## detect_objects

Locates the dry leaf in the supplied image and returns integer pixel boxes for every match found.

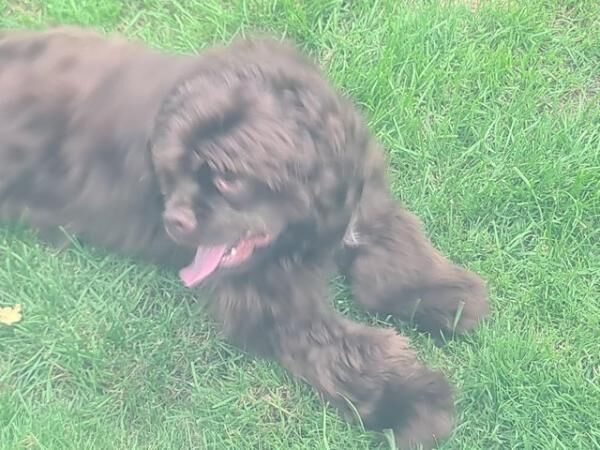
[0,304,23,326]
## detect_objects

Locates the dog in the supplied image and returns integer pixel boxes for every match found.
[0,26,490,449]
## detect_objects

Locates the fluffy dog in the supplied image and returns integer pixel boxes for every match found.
[0,27,489,449]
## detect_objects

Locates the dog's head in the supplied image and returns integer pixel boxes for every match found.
[150,38,368,288]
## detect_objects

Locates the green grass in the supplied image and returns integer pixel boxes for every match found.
[1,0,599,448]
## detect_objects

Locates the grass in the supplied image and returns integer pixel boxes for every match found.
[1,0,599,448]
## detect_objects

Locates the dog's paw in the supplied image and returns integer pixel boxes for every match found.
[405,266,490,337]
[332,331,456,449]
[390,371,455,450]
[360,365,455,450]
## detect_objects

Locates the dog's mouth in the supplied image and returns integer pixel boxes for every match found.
[179,233,273,288]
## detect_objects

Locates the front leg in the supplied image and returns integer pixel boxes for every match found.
[338,161,490,337]
[209,270,455,449]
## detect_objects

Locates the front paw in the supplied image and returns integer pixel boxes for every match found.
[353,364,454,450]
[333,332,455,449]
[406,266,490,337]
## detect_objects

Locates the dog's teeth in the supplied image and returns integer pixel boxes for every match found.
[230,248,237,256]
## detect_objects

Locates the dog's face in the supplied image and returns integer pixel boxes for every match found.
[150,40,366,288]
[152,138,313,289]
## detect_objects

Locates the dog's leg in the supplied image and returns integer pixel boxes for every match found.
[337,159,489,337]
[210,271,455,450]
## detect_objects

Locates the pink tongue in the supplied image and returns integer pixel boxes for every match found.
[179,245,227,288]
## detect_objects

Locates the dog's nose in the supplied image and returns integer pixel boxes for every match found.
[163,208,198,240]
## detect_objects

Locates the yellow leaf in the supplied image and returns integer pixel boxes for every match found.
[0,304,23,326]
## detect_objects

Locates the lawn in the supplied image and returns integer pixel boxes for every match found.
[1,0,599,449]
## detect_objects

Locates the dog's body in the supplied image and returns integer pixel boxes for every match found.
[0,28,196,266]
[0,27,489,449]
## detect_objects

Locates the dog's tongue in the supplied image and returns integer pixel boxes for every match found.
[179,245,227,288]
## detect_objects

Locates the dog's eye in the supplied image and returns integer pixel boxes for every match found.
[213,174,243,195]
